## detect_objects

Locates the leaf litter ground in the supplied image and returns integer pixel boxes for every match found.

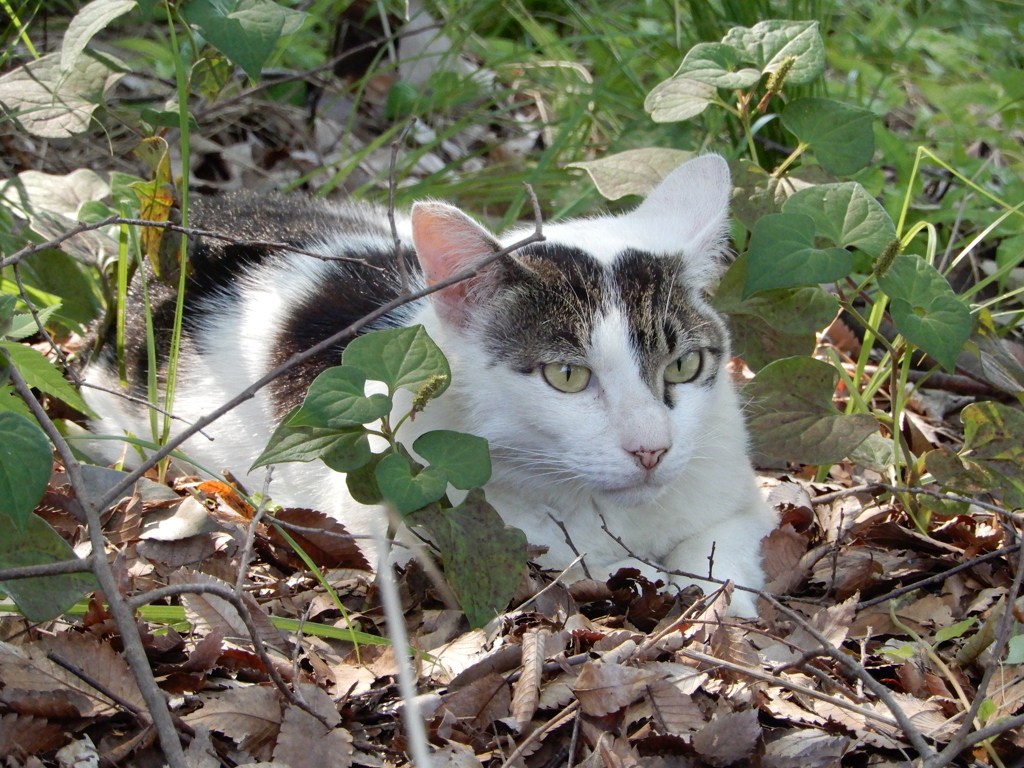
[3,359,1024,768]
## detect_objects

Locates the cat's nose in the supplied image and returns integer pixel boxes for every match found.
[631,447,668,470]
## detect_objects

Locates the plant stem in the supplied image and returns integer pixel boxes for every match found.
[772,141,807,177]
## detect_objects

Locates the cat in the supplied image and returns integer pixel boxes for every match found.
[83,154,777,617]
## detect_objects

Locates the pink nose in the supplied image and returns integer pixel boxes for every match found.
[631,448,667,470]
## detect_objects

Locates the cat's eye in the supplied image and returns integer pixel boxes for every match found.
[542,363,592,393]
[665,351,702,384]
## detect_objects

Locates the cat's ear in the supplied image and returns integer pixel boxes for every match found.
[411,201,502,326]
[623,154,731,286]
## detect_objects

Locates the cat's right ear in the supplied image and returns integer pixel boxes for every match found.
[411,201,502,326]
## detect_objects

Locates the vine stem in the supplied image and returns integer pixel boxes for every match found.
[771,141,808,178]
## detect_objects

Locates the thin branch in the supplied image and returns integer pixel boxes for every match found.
[236,467,273,596]
[127,582,332,729]
[12,264,79,382]
[0,217,385,270]
[0,556,96,582]
[90,197,545,520]
[47,651,148,720]
[4,357,189,768]
[499,701,579,768]
[857,544,1020,610]
[79,381,214,437]
[389,119,415,294]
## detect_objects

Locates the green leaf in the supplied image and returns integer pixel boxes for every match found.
[958,402,1024,507]
[6,304,62,341]
[568,148,695,201]
[409,488,527,628]
[414,430,491,490]
[374,453,448,515]
[0,294,15,337]
[251,410,371,472]
[0,384,33,420]
[346,452,386,505]
[184,0,308,80]
[721,20,825,86]
[0,412,53,531]
[743,357,879,465]
[0,512,97,621]
[782,182,897,258]
[673,42,761,89]
[0,341,97,417]
[343,325,451,397]
[287,366,392,429]
[1006,635,1024,665]
[60,0,137,71]
[781,98,875,176]
[644,76,717,123]
[934,618,976,644]
[727,314,815,372]
[877,255,972,372]
[743,213,853,296]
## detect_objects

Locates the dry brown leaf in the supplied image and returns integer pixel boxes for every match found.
[103,492,144,545]
[511,627,547,729]
[0,688,83,719]
[266,508,370,571]
[426,629,497,686]
[645,679,705,736]
[272,685,352,768]
[431,742,484,768]
[184,725,220,768]
[762,728,852,768]
[537,670,578,710]
[184,685,283,760]
[172,570,289,652]
[0,713,67,759]
[762,525,810,595]
[573,661,656,717]
[0,633,145,718]
[436,672,511,732]
[691,709,760,767]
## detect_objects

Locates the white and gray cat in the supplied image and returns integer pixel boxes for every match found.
[84,154,777,617]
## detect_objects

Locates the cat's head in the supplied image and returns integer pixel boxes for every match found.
[410,155,734,507]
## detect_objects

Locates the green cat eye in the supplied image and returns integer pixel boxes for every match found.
[542,363,592,393]
[665,351,702,384]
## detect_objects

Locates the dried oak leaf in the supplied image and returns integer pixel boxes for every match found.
[184,685,282,760]
[762,728,852,768]
[265,508,370,571]
[0,713,67,758]
[0,632,145,718]
[184,724,219,768]
[430,742,484,768]
[691,709,760,767]
[272,685,353,768]
[761,525,810,595]
[0,689,82,719]
[645,679,705,736]
[171,570,289,653]
[511,627,548,729]
[573,661,657,717]
[436,672,511,732]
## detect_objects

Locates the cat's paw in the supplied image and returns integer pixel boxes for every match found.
[725,589,759,619]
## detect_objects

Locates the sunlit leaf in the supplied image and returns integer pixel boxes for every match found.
[343,325,451,396]
[0,341,97,417]
[644,76,717,123]
[60,0,136,71]
[414,430,491,490]
[782,182,897,258]
[672,42,760,89]
[721,19,825,86]
[286,366,391,429]
[374,453,448,515]
[569,148,694,200]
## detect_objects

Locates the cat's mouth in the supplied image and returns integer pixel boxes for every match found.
[599,474,667,506]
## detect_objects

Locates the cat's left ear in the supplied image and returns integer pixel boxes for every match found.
[622,154,731,287]
[411,201,502,326]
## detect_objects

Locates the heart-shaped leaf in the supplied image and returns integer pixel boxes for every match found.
[0,412,53,531]
[569,148,695,201]
[286,366,391,429]
[414,430,491,490]
[375,453,448,515]
[673,42,761,89]
[721,20,825,86]
[346,451,386,505]
[878,255,972,372]
[782,182,897,258]
[0,512,98,621]
[409,489,527,628]
[960,402,1024,504]
[743,357,879,465]
[743,213,853,296]
[781,98,875,176]
[343,325,451,397]
[644,76,717,123]
[251,409,370,472]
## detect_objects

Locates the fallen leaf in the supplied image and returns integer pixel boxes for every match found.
[184,685,282,760]
[573,661,656,717]
[692,709,761,767]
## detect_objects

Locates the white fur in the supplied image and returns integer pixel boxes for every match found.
[83,155,776,617]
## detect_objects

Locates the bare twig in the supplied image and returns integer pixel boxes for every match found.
[389,119,415,294]
[498,700,579,768]
[5,357,189,768]
[127,582,332,729]
[0,215,119,270]
[236,467,274,596]
[547,513,591,579]
[11,264,78,381]
[857,544,1020,610]
[0,556,96,582]
[47,651,148,720]
[79,380,214,437]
